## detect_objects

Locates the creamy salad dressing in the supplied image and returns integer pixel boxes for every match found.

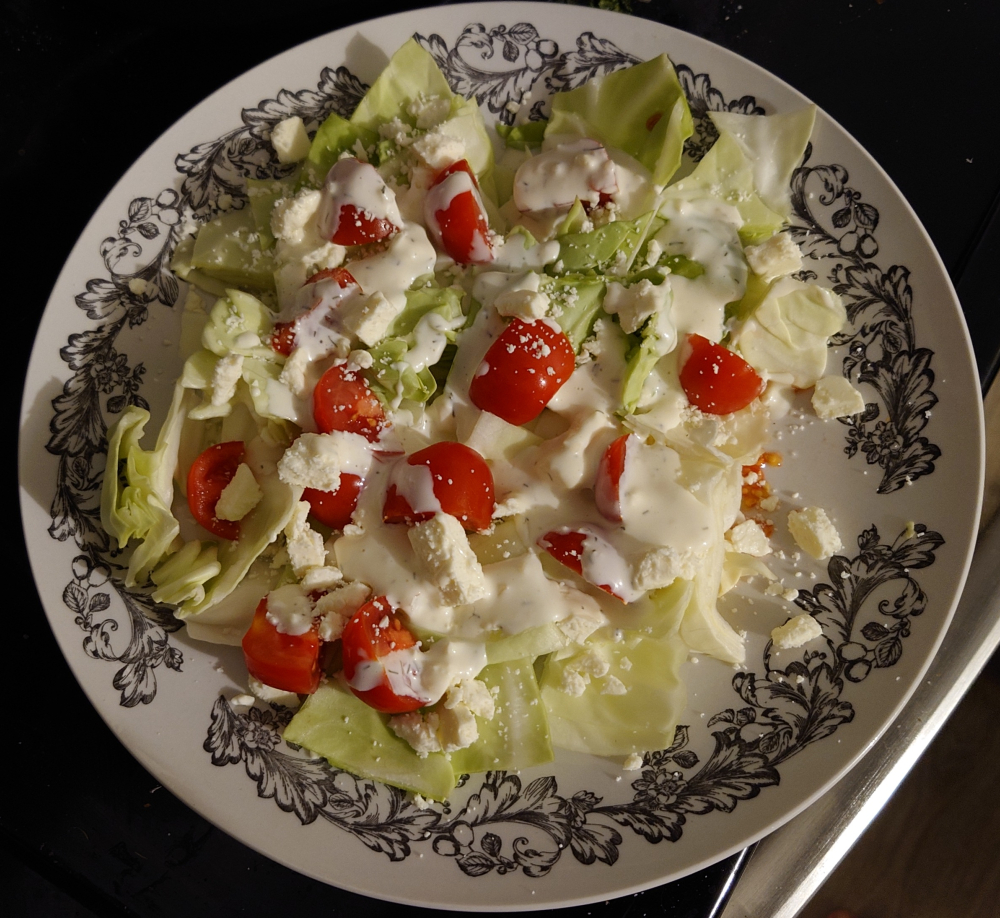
[318,157,403,241]
[344,222,437,313]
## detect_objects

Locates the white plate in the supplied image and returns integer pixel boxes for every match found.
[18,2,984,910]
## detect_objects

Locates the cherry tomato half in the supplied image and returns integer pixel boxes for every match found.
[187,441,245,540]
[382,441,495,532]
[468,318,576,426]
[242,597,322,695]
[425,160,494,264]
[303,474,364,530]
[537,530,624,602]
[323,159,400,246]
[313,364,386,442]
[594,434,629,523]
[678,334,764,415]
[341,597,424,713]
[269,268,359,356]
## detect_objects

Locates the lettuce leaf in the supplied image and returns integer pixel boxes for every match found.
[546,54,693,186]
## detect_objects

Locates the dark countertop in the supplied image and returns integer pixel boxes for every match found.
[7,1,999,915]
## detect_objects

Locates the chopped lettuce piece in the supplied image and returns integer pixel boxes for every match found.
[301,112,377,187]
[246,176,297,249]
[662,132,785,245]
[539,634,687,756]
[732,276,847,387]
[449,659,554,774]
[189,209,276,293]
[555,211,658,276]
[547,274,607,351]
[496,120,547,150]
[284,677,458,800]
[709,107,816,218]
[546,54,693,186]
[100,384,193,586]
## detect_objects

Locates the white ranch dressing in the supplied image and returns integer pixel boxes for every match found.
[513,139,618,213]
[654,197,747,341]
[345,223,437,313]
[318,158,403,241]
[349,638,487,706]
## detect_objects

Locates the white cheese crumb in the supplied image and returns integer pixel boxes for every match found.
[602,278,669,334]
[727,519,771,557]
[271,116,311,164]
[787,506,843,560]
[277,430,372,492]
[283,501,327,576]
[631,545,704,591]
[314,581,370,641]
[744,232,803,281]
[812,375,866,419]
[623,753,644,771]
[408,513,488,606]
[210,353,244,407]
[771,613,823,649]
[601,675,627,695]
[215,463,263,522]
[341,291,398,347]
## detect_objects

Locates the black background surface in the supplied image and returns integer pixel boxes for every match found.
[6,1,999,915]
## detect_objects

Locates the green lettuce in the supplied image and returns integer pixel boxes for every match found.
[546,54,693,186]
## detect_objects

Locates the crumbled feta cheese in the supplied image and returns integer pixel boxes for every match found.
[744,232,803,281]
[215,463,263,522]
[623,752,644,771]
[556,608,605,645]
[271,189,322,246]
[443,678,495,720]
[278,347,312,398]
[247,676,301,709]
[128,277,148,296]
[574,650,610,678]
[300,565,344,593]
[411,128,466,170]
[314,581,371,641]
[601,675,627,695]
[407,95,451,130]
[264,583,315,636]
[728,519,771,557]
[389,711,443,756]
[493,272,550,319]
[434,703,479,751]
[271,116,311,164]
[631,545,704,591]
[812,375,866,419]
[284,501,327,575]
[408,513,488,606]
[210,353,244,407]
[771,613,822,649]
[560,668,589,696]
[787,506,843,560]
[277,430,373,492]
[602,278,669,334]
[341,291,398,347]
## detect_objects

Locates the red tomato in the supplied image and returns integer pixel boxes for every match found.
[242,597,322,694]
[322,159,400,246]
[329,204,398,246]
[269,321,297,357]
[313,364,386,442]
[679,334,764,415]
[594,434,629,523]
[382,441,495,532]
[303,475,364,530]
[341,597,424,713]
[269,268,359,356]
[537,530,624,602]
[187,441,245,540]
[468,318,576,425]
[425,159,494,264]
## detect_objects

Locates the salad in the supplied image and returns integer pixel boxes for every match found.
[101,38,859,801]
